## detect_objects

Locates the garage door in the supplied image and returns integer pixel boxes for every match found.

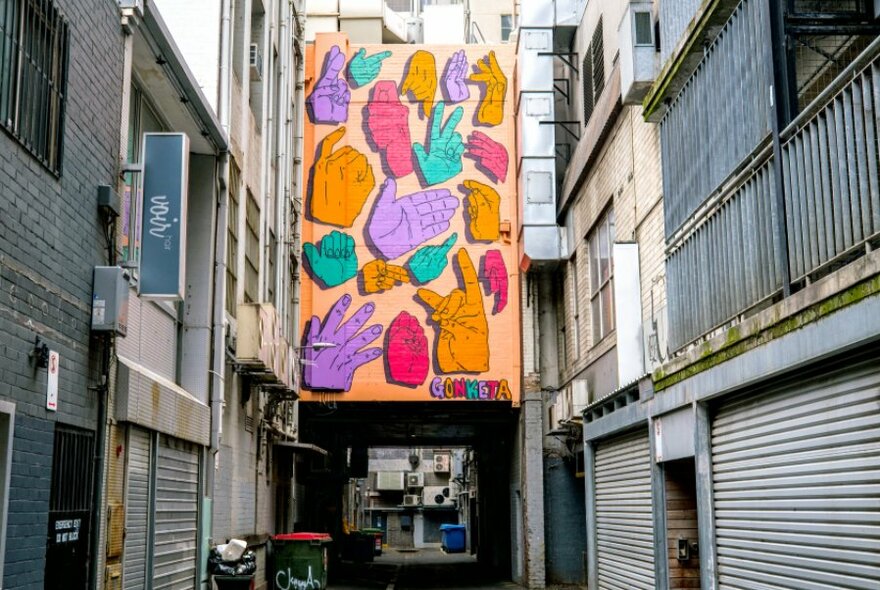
[123,427,152,590]
[712,363,880,589]
[594,429,655,589]
[153,435,200,589]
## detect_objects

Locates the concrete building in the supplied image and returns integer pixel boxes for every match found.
[0,0,123,587]
[580,1,880,589]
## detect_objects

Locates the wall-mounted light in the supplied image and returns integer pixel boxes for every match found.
[30,337,50,369]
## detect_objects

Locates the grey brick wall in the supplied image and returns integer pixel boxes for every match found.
[0,0,123,586]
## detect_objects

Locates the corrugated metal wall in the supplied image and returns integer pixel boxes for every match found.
[152,436,200,590]
[594,430,655,590]
[123,427,152,590]
[117,291,178,383]
[659,0,704,64]
[711,364,880,589]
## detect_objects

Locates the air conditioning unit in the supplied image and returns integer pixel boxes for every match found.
[434,454,450,473]
[249,43,263,81]
[377,471,405,491]
[618,2,656,105]
[424,486,454,506]
[403,494,421,507]
[406,472,424,488]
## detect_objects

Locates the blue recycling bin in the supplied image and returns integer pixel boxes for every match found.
[439,524,466,553]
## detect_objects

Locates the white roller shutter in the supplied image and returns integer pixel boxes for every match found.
[153,435,200,589]
[123,427,152,590]
[712,363,880,590]
[594,429,656,590]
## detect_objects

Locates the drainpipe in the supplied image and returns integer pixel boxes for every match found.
[290,0,306,352]
[208,0,234,505]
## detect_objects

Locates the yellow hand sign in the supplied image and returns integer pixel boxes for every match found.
[463,180,500,241]
[469,51,507,126]
[417,249,489,373]
[311,127,376,228]
[401,50,437,118]
[362,259,410,294]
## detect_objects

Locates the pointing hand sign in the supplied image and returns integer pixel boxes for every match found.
[349,48,393,88]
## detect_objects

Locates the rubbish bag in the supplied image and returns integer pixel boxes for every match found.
[208,547,257,576]
[234,550,257,575]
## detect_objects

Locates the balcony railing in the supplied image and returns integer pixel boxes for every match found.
[667,36,880,351]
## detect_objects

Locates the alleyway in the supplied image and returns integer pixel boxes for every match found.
[330,549,522,590]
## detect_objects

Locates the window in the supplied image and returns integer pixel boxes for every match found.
[500,14,513,42]
[0,0,69,174]
[634,11,653,46]
[589,208,615,344]
[582,17,605,126]
[0,401,14,582]
[568,254,581,359]
[244,190,260,303]
[226,162,241,317]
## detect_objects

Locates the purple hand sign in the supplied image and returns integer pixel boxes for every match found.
[441,50,469,103]
[302,294,383,391]
[307,45,350,124]
[465,131,509,183]
[483,250,508,314]
[366,178,460,260]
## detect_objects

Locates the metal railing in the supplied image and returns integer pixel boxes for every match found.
[666,35,880,351]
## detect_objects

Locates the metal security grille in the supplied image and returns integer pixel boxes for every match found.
[711,364,880,589]
[594,430,655,590]
[0,0,69,174]
[153,435,200,590]
[123,427,152,590]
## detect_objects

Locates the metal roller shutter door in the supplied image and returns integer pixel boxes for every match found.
[153,435,200,590]
[712,364,880,590]
[123,427,151,590]
[594,429,656,590]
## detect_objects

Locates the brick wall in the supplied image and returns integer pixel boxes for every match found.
[0,0,123,586]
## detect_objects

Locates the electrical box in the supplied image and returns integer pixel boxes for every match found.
[91,266,129,336]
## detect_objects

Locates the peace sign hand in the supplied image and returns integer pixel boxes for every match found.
[417,249,489,373]
[307,45,351,124]
[414,102,465,186]
[349,48,392,87]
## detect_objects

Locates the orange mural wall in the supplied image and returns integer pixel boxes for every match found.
[299,33,520,405]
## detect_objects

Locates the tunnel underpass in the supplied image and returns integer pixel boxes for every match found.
[295,402,522,589]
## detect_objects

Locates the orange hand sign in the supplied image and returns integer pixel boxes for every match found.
[401,50,437,117]
[362,259,410,294]
[417,249,489,373]
[311,126,376,227]
[469,51,507,126]
[462,180,500,241]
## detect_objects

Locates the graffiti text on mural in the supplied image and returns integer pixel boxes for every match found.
[430,377,512,400]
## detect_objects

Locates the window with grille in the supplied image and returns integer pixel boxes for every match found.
[634,11,653,46]
[582,17,605,126]
[589,207,615,344]
[0,0,69,175]
[226,162,241,317]
[244,190,260,303]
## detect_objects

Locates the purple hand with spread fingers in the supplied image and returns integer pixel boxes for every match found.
[441,50,470,103]
[366,177,460,260]
[465,131,509,183]
[483,249,508,314]
[302,294,384,391]
[307,45,351,124]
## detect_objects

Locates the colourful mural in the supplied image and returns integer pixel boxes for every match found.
[300,34,520,404]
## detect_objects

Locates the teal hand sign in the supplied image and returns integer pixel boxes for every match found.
[348,48,392,88]
[303,230,358,288]
[407,233,458,284]
[414,102,464,187]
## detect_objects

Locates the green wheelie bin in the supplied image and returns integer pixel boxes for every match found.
[273,533,332,590]
[360,527,384,556]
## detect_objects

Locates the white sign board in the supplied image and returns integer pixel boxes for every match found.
[47,350,59,411]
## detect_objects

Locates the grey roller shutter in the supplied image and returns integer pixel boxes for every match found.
[712,364,880,590]
[123,427,152,590]
[594,429,655,589]
[153,435,200,589]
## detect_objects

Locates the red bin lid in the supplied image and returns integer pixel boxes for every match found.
[274,533,332,542]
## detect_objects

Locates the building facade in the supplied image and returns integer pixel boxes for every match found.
[0,0,123,587]
[580,1,880,589]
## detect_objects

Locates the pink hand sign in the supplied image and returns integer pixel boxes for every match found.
[483,250,508,314]
[441,50,469,103]
[386,311,429,387]
[307,45,350,124]
[365,177,460,260]
[366,81,413,178]
[302,294,383,391]
[465,131,508,183]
